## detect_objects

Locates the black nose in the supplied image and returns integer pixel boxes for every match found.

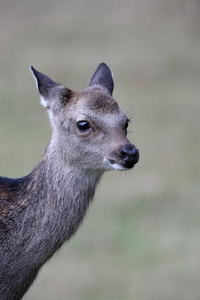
[120,144,139,168]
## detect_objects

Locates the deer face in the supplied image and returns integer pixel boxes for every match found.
[55,88,139,171]
[30,63,139,171]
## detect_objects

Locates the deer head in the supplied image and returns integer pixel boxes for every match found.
[30,63,139,172]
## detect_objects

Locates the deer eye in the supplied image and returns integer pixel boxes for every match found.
[76,121,91,131]
[124,119,130,135]
[125,119,129,129]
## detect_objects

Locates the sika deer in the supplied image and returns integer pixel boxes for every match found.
[0,63,139,300]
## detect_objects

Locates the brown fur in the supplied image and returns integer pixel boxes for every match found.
[0,63,139,300]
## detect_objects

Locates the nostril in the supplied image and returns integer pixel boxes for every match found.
[120,145,139,159]
[120,150,129,160]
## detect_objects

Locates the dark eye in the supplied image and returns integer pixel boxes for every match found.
[124,119,130,135]
[77,121,91,131]
[125,119,129,129]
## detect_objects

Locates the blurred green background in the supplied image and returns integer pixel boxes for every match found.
[0,0,200,299]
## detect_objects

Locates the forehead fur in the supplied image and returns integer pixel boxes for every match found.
[78,88,120,114]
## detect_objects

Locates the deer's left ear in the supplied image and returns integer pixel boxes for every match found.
[88,63,114,96]
[30,67,59,104]
[30,66,73,110]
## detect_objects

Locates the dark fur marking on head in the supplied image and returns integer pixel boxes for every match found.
[60,88,74,105]
[84,89,119,114]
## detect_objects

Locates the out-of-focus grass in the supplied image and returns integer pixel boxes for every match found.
[0,0,200,299]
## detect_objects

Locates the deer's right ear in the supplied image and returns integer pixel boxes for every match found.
[30,66,63,108]
[89,63,114,96]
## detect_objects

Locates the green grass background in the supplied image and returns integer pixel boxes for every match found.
[0,0,200,299]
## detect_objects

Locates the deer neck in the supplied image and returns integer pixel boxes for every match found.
[0,141,103,300]
[23,141,103,255]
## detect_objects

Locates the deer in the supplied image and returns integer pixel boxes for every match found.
[0,63,139,300]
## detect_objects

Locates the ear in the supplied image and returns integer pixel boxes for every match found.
[88,63,114,96]
[30,66,66,109]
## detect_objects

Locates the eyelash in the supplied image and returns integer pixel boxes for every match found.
[125,119,129,129]
[124,119,130,132]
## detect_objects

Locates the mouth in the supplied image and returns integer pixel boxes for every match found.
[106,159,135,171]
[104,144,139,171]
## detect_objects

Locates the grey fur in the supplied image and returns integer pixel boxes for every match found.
[0,63,139,300]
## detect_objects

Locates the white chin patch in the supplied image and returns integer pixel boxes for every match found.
[103,158,126,171]
[110,163,127,171]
